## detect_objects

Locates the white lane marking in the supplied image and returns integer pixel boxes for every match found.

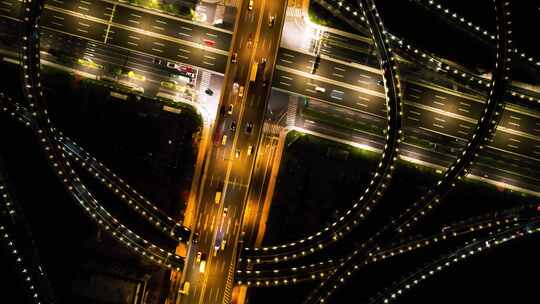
[458,130,468,135]
[153,25,164,31]
[509,138,521,143]
[459,101,471,107]
[280,75,293,80]
[155,19,167,25]
[433,101,445,106]
[128,35,140,40]
[409,94,420,99]
[332,73,344,78]
[179,32,192,38]
[204,55,216,60]
[283,53,295,58]
[334,66,346,72]
[52,15,64,20]
[51,21,63,27]
[333,89,344,94]
[360,74,371,79]
[358,96,369,101]
[434,117,446,123]
[509,115,521,120]
[78,6,89,11]
[78,22,90,27]
[177,54,189,59]
[409,110,421,115]
[433,123,444,128]
[203,61,215,66]
[331,95,343,101]
[459,124,471,129]
[153,41,165,46]
[407,117,420,121]
[80,0,91,5]
[181,26,192,31]
[77,28,88,33]
[434,95,447,100]
[152,48,163,53]
[130,13,142,18]
[356,102,368,107]
[410,87,423,93]
[128,19,140,24]
[127,41,138,46]
[206,32,218,37]
[507,144,519,149]
[357,80,370,85]
[306,88,316,93]
[279,82,291,87]
[52,0,64,3]
[179,48,190,53]
[508,122,520,127]
[280,58,292,64]
[458,108,469,113]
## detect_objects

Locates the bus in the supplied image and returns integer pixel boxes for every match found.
[249,62,258,82]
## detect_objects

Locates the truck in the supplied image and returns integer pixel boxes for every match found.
[249,62,258,82]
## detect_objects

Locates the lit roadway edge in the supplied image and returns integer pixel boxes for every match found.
[175,0,288,303]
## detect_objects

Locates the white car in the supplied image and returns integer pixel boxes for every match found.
[315,86,326,93]
[248,0,254,11]
[247,145,253,156]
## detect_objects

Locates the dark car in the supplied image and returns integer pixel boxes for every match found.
[205,88,214,96]
[153,57,163,65]
[192,232,199,244]
[230,121,237,132]
[245,121,254,134]
[219,105,226,116]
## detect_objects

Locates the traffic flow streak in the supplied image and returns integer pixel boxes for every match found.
[17,0,185,272]
[0,157,57,304]
[235,206,537,284]
[176,0,288,303]
[241,0,405,267]
[0,0,231,73]
[367,219,540,304]
[303,1,513,302]
[0,100,191,242]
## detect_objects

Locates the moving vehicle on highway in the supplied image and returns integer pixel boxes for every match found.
[235,149,240,158]
[221,134,228,146]
[77,58,103,70]
[238,85,245,98]
[180,281,190,295]
[247,145,253,156]
[248,0,254,11]
[131,86,144,94]
[250,62,259,82]
[315,86,326,93]
[230,121,237,132]
[245,121,254,134]
[231,52,238,63]
[127,71,146,82]
[215,190,222,204]
[227,104,233,115]
[268,15,275,27]
[199,259,207,273]
[196,251,203,263]
[203,38,216,47]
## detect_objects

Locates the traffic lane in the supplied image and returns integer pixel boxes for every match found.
[323,31,372,53]
[491,129,540,161]
[41,8,108,42]
[45,0,113,20]
[404,81,485,119]
[498,106,540,138]
[106,26,227,73]
[320,37,378,68]
[300,117,540,192]
[111,5,232,52]
[272,68,387,117]
[277,47,383,90]
[0,0,22,18]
